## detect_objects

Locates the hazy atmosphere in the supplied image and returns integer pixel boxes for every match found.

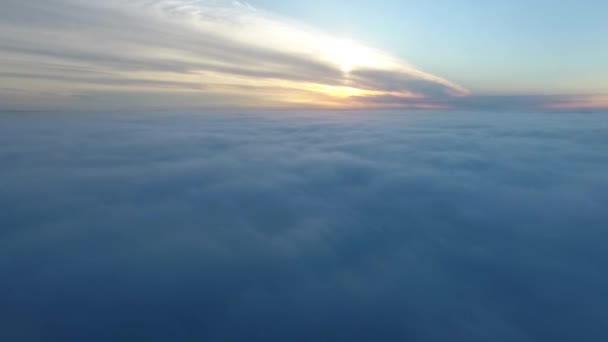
[1,1,607,342]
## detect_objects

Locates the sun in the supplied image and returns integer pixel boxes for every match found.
[332,40,360,74]
[341,61,354,74]
[328,39,388,74]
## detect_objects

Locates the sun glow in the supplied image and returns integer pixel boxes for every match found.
[314,84,379,98]
[327,39,393,74]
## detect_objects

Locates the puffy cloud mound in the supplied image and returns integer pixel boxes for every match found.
[1,110,608,341]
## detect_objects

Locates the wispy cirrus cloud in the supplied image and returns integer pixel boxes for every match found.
[0,0,468,110]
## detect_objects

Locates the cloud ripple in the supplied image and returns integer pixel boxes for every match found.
[1,111,608,341]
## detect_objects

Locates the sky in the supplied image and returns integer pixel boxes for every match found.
[0,0,607,110]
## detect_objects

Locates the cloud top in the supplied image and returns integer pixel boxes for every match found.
[1,111,608,340]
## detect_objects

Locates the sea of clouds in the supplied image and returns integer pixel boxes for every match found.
[1,110,607,341]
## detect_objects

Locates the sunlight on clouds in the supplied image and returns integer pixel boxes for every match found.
[314,85,379,98]
[0,0,605,110]
[324,39,396,74]
[0,0,467,109]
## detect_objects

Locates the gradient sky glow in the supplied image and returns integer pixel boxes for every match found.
[0,0,606,110]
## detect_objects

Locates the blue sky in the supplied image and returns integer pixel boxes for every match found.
[0,0,606,110]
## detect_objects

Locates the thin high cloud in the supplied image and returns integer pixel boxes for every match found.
[352,94,608,111]
[0,0,467,110]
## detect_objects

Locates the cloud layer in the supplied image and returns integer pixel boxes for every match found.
[0,0,469,110]
[1,110,608,341]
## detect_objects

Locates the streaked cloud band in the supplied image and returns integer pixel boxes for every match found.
[0,0,467,110]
